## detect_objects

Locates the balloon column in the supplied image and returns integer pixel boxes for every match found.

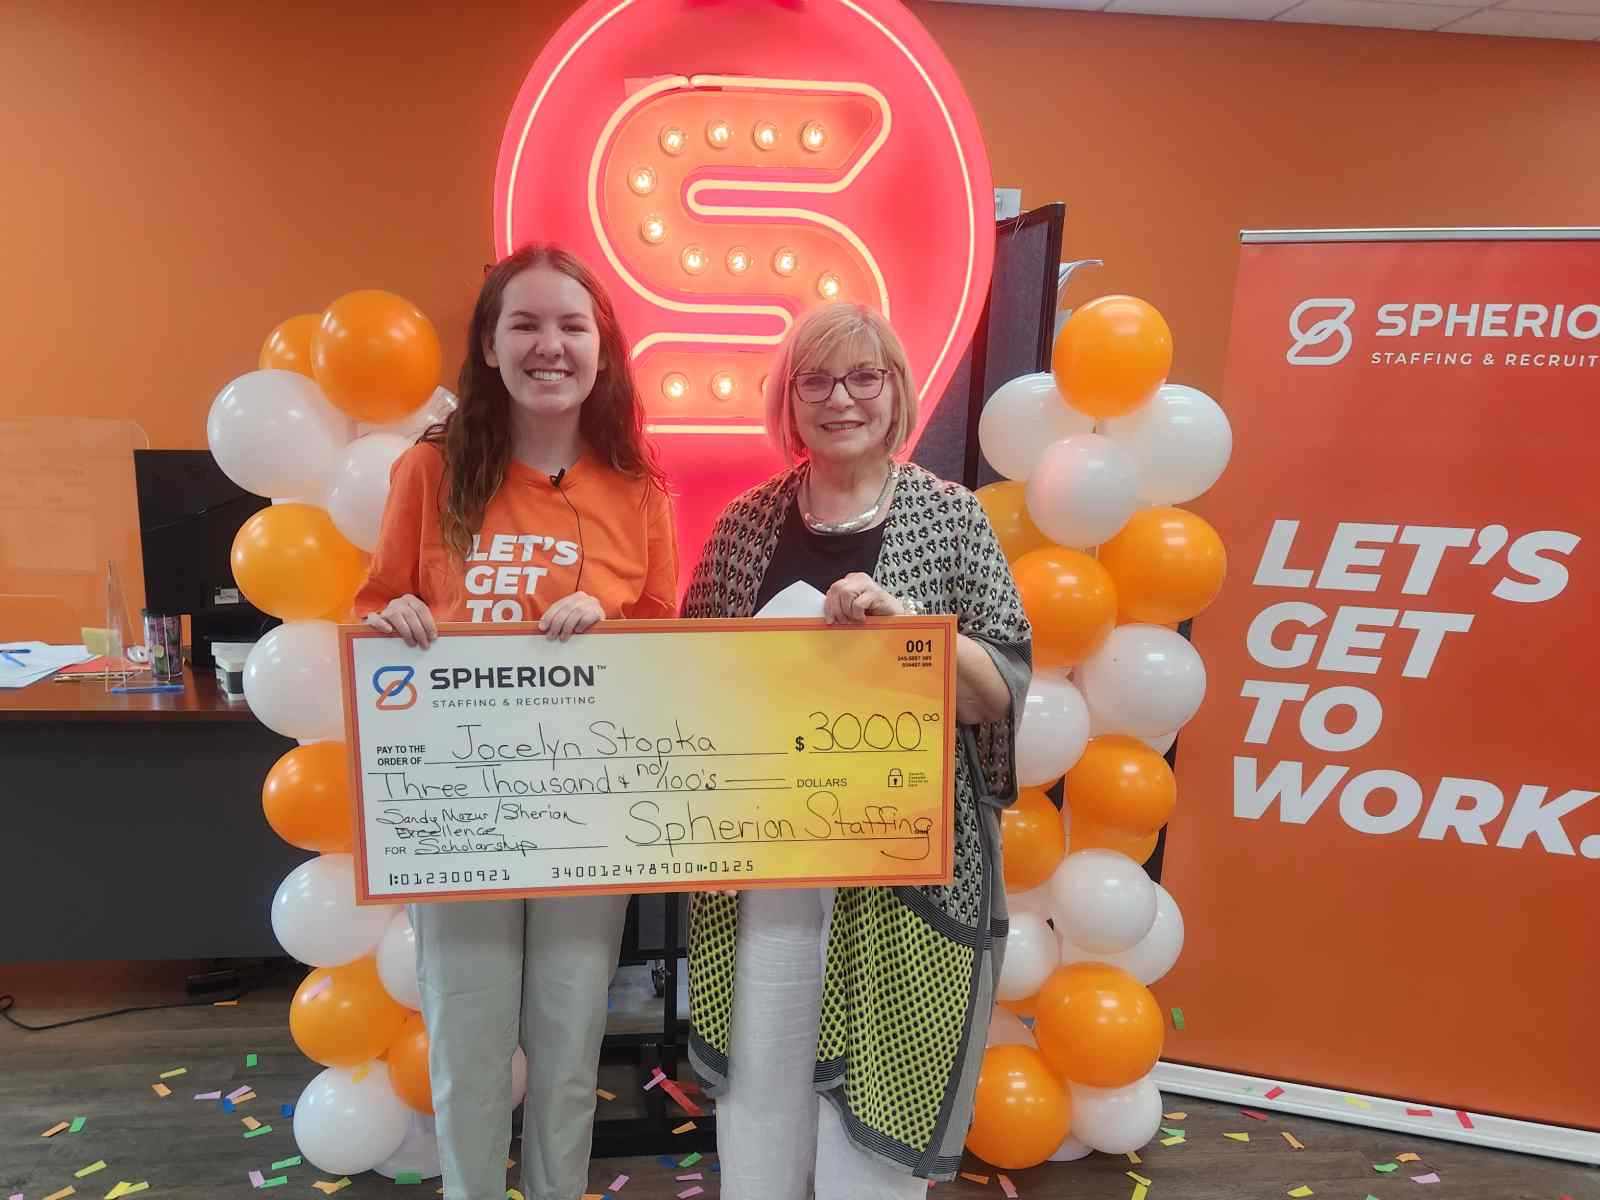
[967,295,1233,1168]
[208,292,475,1179]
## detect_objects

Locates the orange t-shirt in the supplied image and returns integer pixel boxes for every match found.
[355,442,678,624]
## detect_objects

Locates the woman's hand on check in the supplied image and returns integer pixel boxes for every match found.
[366,595,438,649]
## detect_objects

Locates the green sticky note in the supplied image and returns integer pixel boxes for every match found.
[1171,1007,1186,1031]
[270,1157,302,1170]
[69,1117,87,1133]
[244,1125,274,1139]
[679,1152,703,1168]
[1373,1163,1399,1174]
[395,1174,423,1186]
[246,1053,259,1068]
[261,1177,289,1190]
[1161,1126,1185,1137]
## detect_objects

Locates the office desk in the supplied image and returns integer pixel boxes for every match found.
[1,674,306,961]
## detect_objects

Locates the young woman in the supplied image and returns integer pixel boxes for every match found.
[683,303,1032,1198]
[356,244,678,1200]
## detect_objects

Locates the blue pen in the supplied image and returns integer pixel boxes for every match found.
[111,683,185,694]
[1,647,32,668]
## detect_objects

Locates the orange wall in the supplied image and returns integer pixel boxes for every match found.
[4,2,1598,451]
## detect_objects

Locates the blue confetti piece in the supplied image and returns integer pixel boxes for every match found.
[222,1099,236,1113]
[280,1104,294,1117]
[658,1156,676,1169]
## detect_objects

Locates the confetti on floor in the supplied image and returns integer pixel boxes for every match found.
[68,1117,87,1133]
[676,1174,703,1182]
[1162,1127,1186,1137]
[310,1181,351,1195]
[1374,1163,1400,1174]
[1224,1133,1251,1142]
[643,1068,667,1092]
[395,1173,423,1185]
[261,1179,288,1190]
[959,1174,989,1185]
[1288,1187,1314,1198]
[242,1117,262,1131]
[679,1152,703,1169]
[596,1089,617,1102]
[1411,1173,1441,1184]
[43,1190,75,1200]
[1405,1108,1434,1117]
[676,1189,703,1199]
[235,1091,258,1104]
[1242,1109,1270,1120]
[194,1092,221,1101]
[42,1122,70,1138]
[214,1000,239,1007]
[1170,1007,1186,1031]
[250,1171,265,1188]
[660,1078,706,1117]
[1131,1183,1148,1200]
[280,1104,294,1117]
[158,1068,186,1080]
[1283,1132,1305,1150]
[246,1053,259,1068]
[1127,1171,1152,1187]
[222,1100,236,1113]
[227,1086,253,1102]
[1396,1152,1420,1163]
[151,1085,171,1099]
[672,1122,697,1134]
[506,1190,523,1200]
[244,1125,274,1139]
[1161,1135,1187,1147]
[1163,1112,1188,1121]
[270,1157,302,1170]
[109,1187,147,1198]
[1126,1151,1141,1165]
[607,1175,628,1192]
[998,1175,1018,1199]
[1265,1086,1286,1100]
[506,1159,516,1170]
[74,1164,107,1180]
[1455,1111,1475,1129]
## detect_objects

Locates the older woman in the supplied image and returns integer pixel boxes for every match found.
[683,303,1032,1198]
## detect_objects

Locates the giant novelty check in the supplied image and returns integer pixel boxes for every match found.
[340,619,957,903]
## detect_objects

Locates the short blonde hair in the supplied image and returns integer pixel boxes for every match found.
[764,303,918,464]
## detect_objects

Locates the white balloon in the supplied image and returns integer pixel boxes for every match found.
[208,370,351,500]
[271,854,398,967]
[1142,729,1178,756]
[376,911,421,1009]
[1080,625,1207,738]
[375,1113,441,1180]
[978,373,1096,482]
[1099,884,1185,985]
[1088,705,1180,754]
[985,1006,1038,1049]
[292,1062,412,1176]
[1048,1133,1093,1161]
[244,621,345,741]
[1068,1075,1164,1155]
[1005,883,1056,923]
[996,912,1059,1002]
[1024,434,1140,549]
[326,433,411,553]
[1102,384,1233,506]
[1048,849,1157,955]
[1015,676,1091,787]
[511,1046,528,1108]
[360,386,458,442]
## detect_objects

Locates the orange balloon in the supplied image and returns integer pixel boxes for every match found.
[1012,547,1117,671]
[313,290,442,423]
[1070,823,1160,865]
[976,481,1052,563]
[1033,962,1164,1087]
[1053,295,1173,419]
[231,503,367,621]
[262,742,354,853]
[1098,507,1227,625]
[1001,788,1066,892]
[259,314,322,376]
[1065,736,1176,837]
[966,1044,1073,1170]
[386,1012,434,1113]
[290,957,410,1068]
[999,990,1039,1019]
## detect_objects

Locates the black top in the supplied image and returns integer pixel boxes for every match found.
[753,494,889,612]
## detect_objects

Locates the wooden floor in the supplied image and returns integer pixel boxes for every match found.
[3,963,1596,1200]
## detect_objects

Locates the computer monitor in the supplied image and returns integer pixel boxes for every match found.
[133,450,277,670]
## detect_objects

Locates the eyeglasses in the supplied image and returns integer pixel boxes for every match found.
[791,367,889,404]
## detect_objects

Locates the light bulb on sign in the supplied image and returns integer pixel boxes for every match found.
[753,121,779,150]
[817,272,842,300]
[711,372,737,400]
[640,215,667,244]
[801,121,827,152]
[661,373,690,401]
[773,248,798,277]
[726,246,752,275]
[629,166,657,195]
[659,125,686,155]
[706,120,732,149]
[681,245,709,275]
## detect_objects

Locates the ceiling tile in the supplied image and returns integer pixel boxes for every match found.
[1277,0,1469,26]
[1491,0,1600,14]
[1105,0,1295,17]
[1439,5,1600,32]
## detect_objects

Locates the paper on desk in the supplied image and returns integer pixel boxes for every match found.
[0,642,94,688]
[754,582,826,619]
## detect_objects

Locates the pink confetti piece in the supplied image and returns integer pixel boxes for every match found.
[1454,1111,1474,1129]
[303,976,334,1001]
[660,1078,705,1117]
[226,1086,253,1102]
[1406,1108,1434,1117]
[998,1176,1018,1200]
[194,1092,222,1101]
[675,1174,703,1182]
[1265,1086,1285,1100]
[676,1189,703,1200]
[11,1192,25,1200]
[1242,1109,1269,1120]
[1411,1173,1440,1184]
[607,1176,628,1192]
[249,1172,264,1189]
[643,1068,666,1092]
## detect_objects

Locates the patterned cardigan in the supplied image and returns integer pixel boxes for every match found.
[681,462,1032,1181]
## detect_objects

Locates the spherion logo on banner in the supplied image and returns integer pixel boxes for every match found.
[372,665,419,711]
[1286,298,1356,365]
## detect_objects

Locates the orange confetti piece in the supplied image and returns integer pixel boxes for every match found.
[214,999,239,1007]
[242,1117,262,1131]
[959,1173,990,1185]
[595,1089,616,1101]
[1163,1112,1188,1120]
[672,1121,697,1134]
[43,1189,76,1200]
[1283,1132,1305,1150]
[235,1091,257,1104]
[1396,1152,1421,1162]
[42,1121,71,1138]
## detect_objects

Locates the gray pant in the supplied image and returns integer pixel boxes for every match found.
[411,895,629,1200]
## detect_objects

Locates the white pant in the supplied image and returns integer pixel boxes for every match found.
[411,894,629,1200]
[715,889,928,1200]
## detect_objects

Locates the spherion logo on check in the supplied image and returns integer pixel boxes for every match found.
[1287,298,1357,365]
[372,665,419,711]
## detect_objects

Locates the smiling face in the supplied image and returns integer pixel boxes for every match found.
[790,340,896,470]
[482,265,601,422]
